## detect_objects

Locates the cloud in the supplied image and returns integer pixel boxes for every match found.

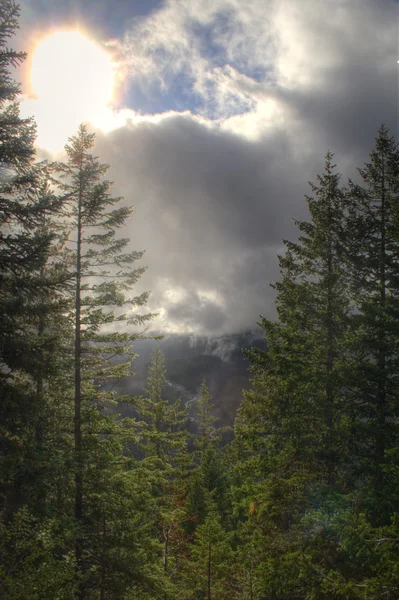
[88,0,398,336]
[118,0,397,130]
[165,287,228,333]
[117,0,278,118]
[18,0,399,335]
[91,112,323,335]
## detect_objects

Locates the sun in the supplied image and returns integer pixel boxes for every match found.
[26,31,115,153]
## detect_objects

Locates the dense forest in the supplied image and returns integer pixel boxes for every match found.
[1,2,398,599]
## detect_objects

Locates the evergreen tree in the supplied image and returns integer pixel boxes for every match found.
[233,133,399,598]
[0,1,64,517]
[0,0,36,169]
[0,5,77,595]
[345,125,399,525]
[185,380,230,530]
[195,379,219,452]
[139,346,189,463]
[53,123,156,598]
[137,346,192,597]
[178,500,234,600]
[234,153,353,598]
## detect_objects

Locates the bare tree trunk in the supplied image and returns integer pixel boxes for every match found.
[326,180,335,484]
[75,177,84,600]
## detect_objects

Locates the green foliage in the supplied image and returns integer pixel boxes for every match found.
[344,125,399,525]
[0,1,68,519]
[178,502,235,600]
[138,346,189,463]
[0,508,76,600]
[50,124,162,599]
[135,346,193,597]
[234,131,399,599]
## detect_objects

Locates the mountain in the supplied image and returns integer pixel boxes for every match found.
[114,331,266,426]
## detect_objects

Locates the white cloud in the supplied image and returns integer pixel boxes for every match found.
[112,0,396,143]
[117,0,277,116]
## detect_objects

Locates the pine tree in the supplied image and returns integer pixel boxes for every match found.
[185,380,231,540]
[15,163,74,517]
[233,134,399,598]
[137,346,192,597]
[0,0,43,334]
[276,151,351,480]
[139,346,189,463]
[195,379,218,451]
[234,153,353,598]
[344,125,399,525]
[179,500,234,600]
[0,4,78,595]
[238,151,350,484]
[53,123,156,598]
[0,1,65,517]
[0,0,36,169]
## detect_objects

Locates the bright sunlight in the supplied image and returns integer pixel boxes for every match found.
[25,31,115,153]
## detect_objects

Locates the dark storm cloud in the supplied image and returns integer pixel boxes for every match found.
[101,116,300,246]
[93,115,317,334]
[274,44,398,161]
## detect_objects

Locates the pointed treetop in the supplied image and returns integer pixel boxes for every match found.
[146,345,167,404]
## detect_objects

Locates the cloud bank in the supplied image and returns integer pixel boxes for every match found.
[21,0,399,335]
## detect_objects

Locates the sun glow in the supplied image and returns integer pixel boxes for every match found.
[25,31,115,153]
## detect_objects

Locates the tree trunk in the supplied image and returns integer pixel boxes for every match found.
[75,175,84,599]
[326,180,335,483]
[164,531,168,573]
[34,203,48,516]
[249,560,254,600]
[375,153,387,515]
[208,541,211,600]
[100,515,106,600]
[35,262,46,515]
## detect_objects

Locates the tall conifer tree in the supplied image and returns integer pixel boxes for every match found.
[0,0,62,516]
[54,124,155,598]
[345,125,399,525]
[234,153,352,598]
[137,346,192,597]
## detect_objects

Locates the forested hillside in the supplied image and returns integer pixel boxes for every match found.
[108,332,266,427]
[0,2,398,599]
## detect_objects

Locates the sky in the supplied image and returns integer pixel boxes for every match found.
[15,0,399,336]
